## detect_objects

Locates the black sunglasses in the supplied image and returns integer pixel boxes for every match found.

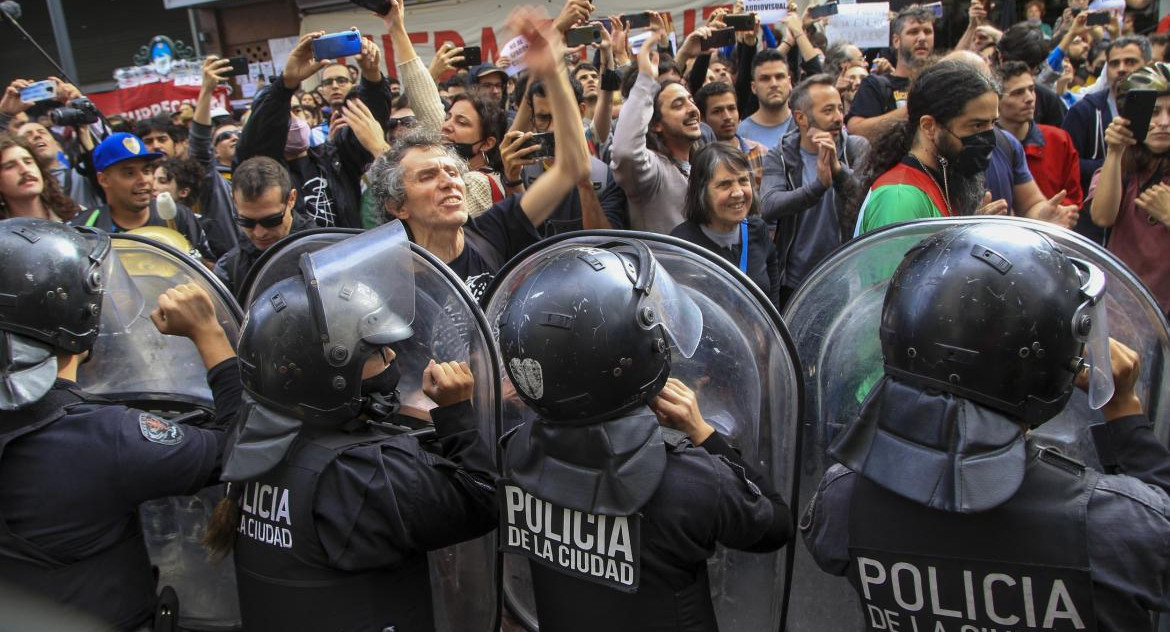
[214,130,240,145]
[387,115,418,130]
[236,209,286,229]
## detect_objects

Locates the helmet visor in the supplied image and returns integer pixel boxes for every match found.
[640,261,703,359]
[1070,257,1114,409]
[302,221,415,352]
[97,238,145,333]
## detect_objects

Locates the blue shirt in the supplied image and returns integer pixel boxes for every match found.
[738,115,793,151]
[985,129,1034,212]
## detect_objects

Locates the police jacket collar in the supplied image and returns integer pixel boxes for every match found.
[828,375,1027,513]
[502,410,667,516]
[221,394,304,483]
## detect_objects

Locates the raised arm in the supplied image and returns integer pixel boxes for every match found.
[512,8,591,227]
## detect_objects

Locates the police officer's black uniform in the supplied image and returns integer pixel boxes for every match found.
[0,218,241,630]
[495,240,792,632]
[800,224,1170,631]
[214,222,497,632]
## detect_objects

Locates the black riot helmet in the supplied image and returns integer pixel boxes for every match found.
[0,218,141,354]
[237,223,416,427]
[496,239,703,424]
[880,223,1112,427]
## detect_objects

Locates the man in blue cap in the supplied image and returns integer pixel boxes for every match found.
[70,132,211,261]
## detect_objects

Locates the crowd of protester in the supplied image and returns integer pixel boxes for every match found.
[1,0,1168,315]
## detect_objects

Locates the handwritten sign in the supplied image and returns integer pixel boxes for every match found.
[825,2,890,50]
[500,35,529,77]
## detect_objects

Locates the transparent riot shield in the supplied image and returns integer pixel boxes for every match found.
[782,216,1170,632]
[482,230,804,632]
[237,228,362,311]
[75,234,244,630]
[236,228,503,632]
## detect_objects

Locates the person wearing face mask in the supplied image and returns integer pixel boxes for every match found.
[940,51,1079,229]
[441,93,508,209]
[853,62,999,234]
[235,30,391,228]
[204,222,497,632]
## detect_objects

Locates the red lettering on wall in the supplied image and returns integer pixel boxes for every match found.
[480,26,500,63]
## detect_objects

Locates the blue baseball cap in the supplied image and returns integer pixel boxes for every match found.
[92,133,164,172]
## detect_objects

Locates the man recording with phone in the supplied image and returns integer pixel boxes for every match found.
[235,29,391,229]
[499,75,627,236]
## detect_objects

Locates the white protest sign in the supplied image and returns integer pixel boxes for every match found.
[259,61,275,78]
[267,36,299,75]
[744,0,788,25]
[825,2,890,50]
[500,35,529,77]
[629,30,678,55]
[1088,0,1124,10]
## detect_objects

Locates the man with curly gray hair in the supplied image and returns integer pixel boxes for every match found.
[365,3,590,299]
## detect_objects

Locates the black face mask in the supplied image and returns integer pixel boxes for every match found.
[943,128,997,176]
[361,359,402,421]
[451,140,480,160]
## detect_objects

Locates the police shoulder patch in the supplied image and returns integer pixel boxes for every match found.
[139,413,184,445]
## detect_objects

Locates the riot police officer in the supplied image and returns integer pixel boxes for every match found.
[0,217,240,630]
[495,239,793,631]
[207,221,496,632]
[801,223,1170,631]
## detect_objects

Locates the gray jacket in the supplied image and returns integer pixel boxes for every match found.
[760,128,868,287]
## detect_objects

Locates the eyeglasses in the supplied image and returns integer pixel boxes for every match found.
[387,115,418,130]
[235,208,286,229]
[214,130,240,145]
[319,76,353,87]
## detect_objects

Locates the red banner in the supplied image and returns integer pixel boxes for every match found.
[87,83,231,122]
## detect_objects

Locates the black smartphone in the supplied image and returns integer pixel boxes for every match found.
[226,57,250,77]
[348,0,390,14]
[522,132,556,159]
[701,27,736,50]
[566,25,600,47]
[808,3,839,18]
[455,46,481,68]
[621,12,652,29]
[1085,11,1111,26]
[1123,90,1158,144]
[724,13,756,31]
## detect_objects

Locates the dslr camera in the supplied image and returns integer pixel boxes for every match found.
[50,98,101,126]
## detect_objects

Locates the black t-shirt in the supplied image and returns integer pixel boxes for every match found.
[447,194,541,300]
[287,156,336,227]
[846,74,910,123]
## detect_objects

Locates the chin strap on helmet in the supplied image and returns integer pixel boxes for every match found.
[362,389,401,422]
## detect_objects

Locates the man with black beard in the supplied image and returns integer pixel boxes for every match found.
[853,61,1001,235]
[846,6,936,143]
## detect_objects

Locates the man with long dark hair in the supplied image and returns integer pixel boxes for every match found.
[612,14,702,234]
[852,61,999,235]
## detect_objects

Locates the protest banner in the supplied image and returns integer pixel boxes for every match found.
[825,2,890,49]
